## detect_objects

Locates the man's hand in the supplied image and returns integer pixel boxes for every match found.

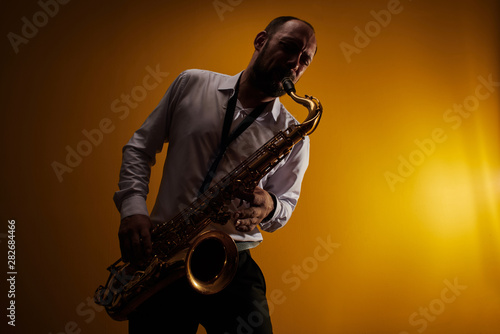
[118,214,153,266]
[233,186,275,232]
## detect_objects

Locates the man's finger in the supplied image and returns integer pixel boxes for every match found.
[234,186,256,203]
[118,214,152,265]
[235,217,259,232]
[139,227,153,256]
[130,233,142,264]
[119,236,131,262]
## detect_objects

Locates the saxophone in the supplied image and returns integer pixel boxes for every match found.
[94,78,323,321]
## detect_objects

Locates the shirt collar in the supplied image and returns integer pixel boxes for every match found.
[218,71,281,122]
[217,71,242,91]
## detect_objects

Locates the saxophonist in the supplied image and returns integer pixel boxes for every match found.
[114,16,318,333]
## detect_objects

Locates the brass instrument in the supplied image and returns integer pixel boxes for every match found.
[94,78,323,321]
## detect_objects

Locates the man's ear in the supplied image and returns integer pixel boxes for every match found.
[254,31,268,51]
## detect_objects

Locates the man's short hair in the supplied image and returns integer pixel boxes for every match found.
[264,16,315,37]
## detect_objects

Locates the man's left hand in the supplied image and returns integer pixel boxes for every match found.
[233,186,274,232]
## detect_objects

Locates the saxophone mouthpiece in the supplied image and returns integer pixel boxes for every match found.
[281,77,296,94]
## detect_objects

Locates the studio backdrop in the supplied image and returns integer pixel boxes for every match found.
[1,0,499,333]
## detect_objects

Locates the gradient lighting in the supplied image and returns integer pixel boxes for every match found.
[414,159,477,237]
[2,1,500,333]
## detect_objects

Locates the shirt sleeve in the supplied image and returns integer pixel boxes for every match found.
[113,71,189,219]
[259,135,310,232]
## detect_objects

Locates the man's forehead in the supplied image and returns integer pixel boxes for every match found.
[274,20,317,51]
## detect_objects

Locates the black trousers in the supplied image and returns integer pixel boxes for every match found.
[128,250,273,334]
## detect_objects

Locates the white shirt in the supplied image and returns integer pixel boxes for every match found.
[113,69,310,244]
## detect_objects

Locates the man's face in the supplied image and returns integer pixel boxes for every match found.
[252,20,317,97]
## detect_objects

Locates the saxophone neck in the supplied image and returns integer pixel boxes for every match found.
[282,78,323,136]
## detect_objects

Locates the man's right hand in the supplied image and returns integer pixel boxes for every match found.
[118,214,153,266]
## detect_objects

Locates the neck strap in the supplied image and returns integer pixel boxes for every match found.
[199,75,270,194]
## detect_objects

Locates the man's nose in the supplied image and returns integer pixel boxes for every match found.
[286,53,301,71]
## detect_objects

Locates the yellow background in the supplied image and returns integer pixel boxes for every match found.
[1,0,499,333]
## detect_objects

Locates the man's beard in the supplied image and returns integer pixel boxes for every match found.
[251,44,293,98]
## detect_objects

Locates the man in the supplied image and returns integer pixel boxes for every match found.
[114,16,317,333]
